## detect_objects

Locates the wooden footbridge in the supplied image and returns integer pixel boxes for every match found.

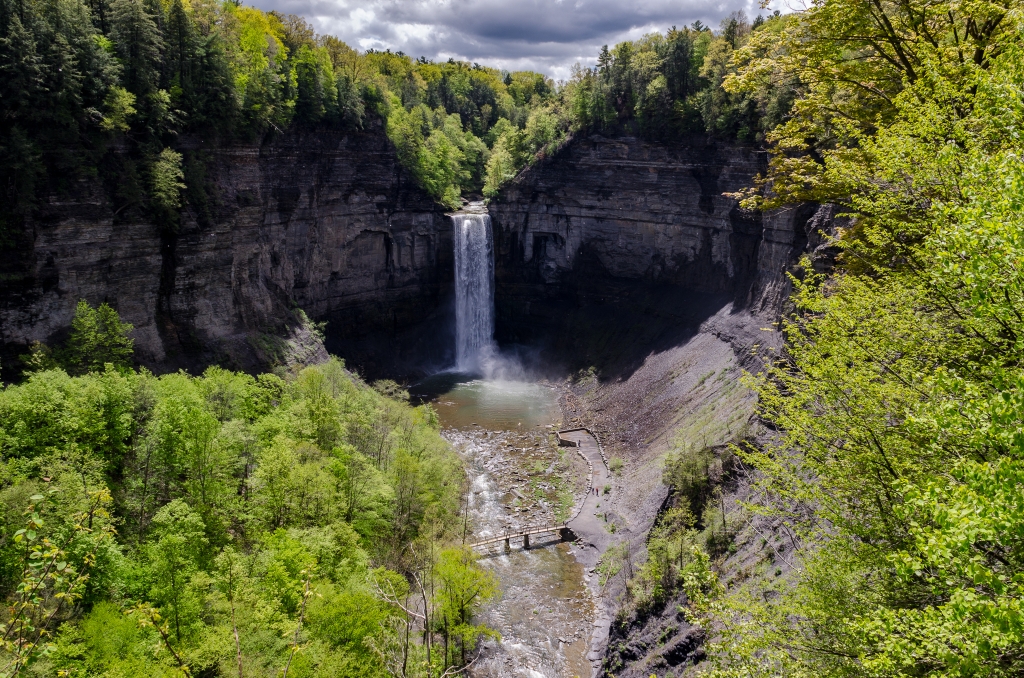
[468,523,575,551]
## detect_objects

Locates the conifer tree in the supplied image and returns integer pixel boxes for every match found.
[165,0,193,95]
[110,0,162,98]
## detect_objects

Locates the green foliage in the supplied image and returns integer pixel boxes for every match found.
[706,11,1024,677]
[145,500,208,643]
[0,0,792,215]
[0,488,117,675]
[99,86,136,132]
[596,542,626,587]
[481,105,568,197]
[43,300,135,376]
[0,0,555,217]
[373,57,555,206]
[0,350,488,675]
[624,507,702,613]
[663,445,715,518]
[724,0,1016,209]
[561,14,789,143]
[149,148,185,213]
[478,13,795,198]
[109,0,162,99]
[432,547,499,666]
[0,0,118,231]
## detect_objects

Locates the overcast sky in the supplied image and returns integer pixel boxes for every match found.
[250,0,769,81]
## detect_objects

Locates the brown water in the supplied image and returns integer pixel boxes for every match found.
[414,375,595,678]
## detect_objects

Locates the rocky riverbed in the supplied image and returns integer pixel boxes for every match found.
[422,377,601,678]
[446,424,596,678]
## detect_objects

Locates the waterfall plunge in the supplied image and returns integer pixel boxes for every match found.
[453,209,496,373]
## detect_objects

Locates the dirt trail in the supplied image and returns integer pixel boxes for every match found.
[563,431,614,555]
[558,429,619,676]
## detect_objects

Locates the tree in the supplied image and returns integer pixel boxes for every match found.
[0,489,116,676]
[179,404,229,537]
[146,500,208,643]
[432,547,497,667]
[58,300,135,375]
[0,16,45,226]
[110,0,162,99]
[294,44,337,126]
[707,29,1024,678]
[724,0,1016,209]
[0,346,474,675]
[164,0,194,96]
[149,147,185,216]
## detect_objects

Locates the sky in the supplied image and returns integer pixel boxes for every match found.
[250,0,770,81]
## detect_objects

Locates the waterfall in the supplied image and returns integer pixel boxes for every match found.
[452,208,495,373]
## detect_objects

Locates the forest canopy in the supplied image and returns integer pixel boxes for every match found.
[0,0,782,221]
[0,303,495,676]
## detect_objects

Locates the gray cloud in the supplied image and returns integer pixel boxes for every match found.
[252,0,762,80]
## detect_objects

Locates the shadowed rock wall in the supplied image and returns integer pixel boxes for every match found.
[1,129,828,386]
[0,122,454,379]
[488,134,821,376]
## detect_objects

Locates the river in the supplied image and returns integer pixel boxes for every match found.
[412,374,596,678]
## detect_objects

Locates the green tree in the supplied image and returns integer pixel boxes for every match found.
[149,147,185,218]
[146,500,208,643]
[433,547,497,667]
[0,356,474,675]
[724,0,1015,209]
[110,0,162,99]
[0,489,117,676]
[708,28,1024,678]
[57,300,135,375]
[100,86,136,131]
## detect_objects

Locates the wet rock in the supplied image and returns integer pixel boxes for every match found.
[444,422,596,677]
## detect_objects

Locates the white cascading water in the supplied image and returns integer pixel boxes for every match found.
[453,207,496,373]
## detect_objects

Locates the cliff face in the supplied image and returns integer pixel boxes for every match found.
[489,134,819,375]
[1,125,830,674]
[0,122,454,379]
[1,129,826,384]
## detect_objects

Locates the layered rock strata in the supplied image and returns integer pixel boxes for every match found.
[0,123,453,378]
[489,133,820,374]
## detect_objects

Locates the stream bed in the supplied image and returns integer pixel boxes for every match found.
[413,375,596,678]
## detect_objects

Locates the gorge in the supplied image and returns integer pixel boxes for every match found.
[0,123,830,676]
[2,0,1018,674]
[0,127,825,383]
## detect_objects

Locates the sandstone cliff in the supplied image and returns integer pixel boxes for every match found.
[0,122,454,379]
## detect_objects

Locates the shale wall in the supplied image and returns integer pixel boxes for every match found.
[0,122,453,379]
